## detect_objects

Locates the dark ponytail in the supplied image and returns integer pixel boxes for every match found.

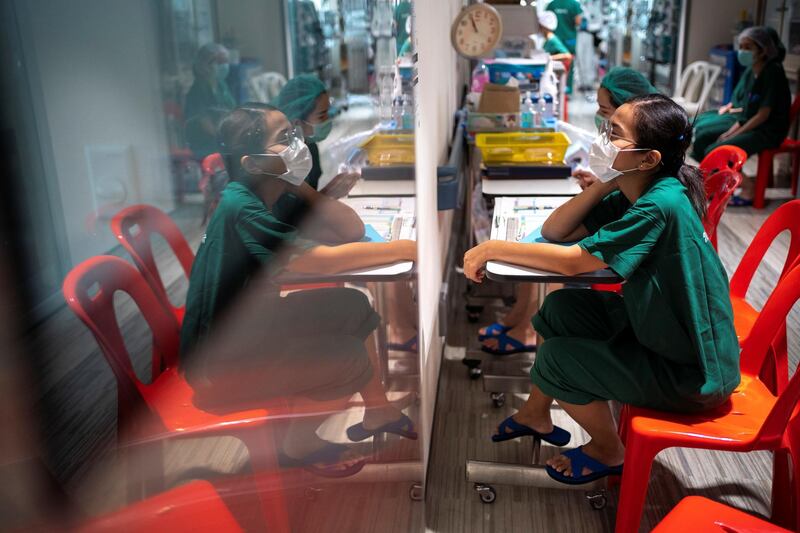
[625,93,707,219]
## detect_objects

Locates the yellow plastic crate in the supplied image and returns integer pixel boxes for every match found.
[360,133,415,166]
[475,131,571,165]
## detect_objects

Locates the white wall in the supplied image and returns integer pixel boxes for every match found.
[413,0,466,477]
[17,0,174,266]
[215,0,288,76]
[684,0,759,65]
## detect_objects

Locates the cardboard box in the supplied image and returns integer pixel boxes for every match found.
[478,83,521,114]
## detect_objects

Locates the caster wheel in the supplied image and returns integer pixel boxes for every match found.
[474,483,496,504]
[409,483,423,501]
[491,392,505,408]
[585,491,607,510]
[469,366,482,380]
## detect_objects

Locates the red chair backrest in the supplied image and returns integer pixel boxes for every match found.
[702,168,743,249]
[729,200,800,299]
[699,145,748,177]
[739,265,800,442]
[63,256,181,430]
[110,205,194,317]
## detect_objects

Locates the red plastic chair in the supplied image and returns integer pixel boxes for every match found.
[652,496,793,533]
[754,92,800,208]
[699,145,748,177]
[62,256,290,532]
[614,265,800,533]
[78,480,242,533]
[111,205,195,325]
[703,168,743,250]
[728,199,800,393]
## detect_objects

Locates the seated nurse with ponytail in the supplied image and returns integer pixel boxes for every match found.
[462,94,740,485]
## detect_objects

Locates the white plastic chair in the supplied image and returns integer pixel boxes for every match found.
[673,61,722,117]
[247,71,288,104]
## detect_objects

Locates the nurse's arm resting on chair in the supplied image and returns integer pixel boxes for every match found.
[718,106,771,142]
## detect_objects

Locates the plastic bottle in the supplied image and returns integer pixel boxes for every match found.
[543,93,554,121]
[471,62,490,93]
[520,92,534,129]
[392,96,403,129]
[379,67,393,125]
[401,95,414,130]
[536,92,547,126]
[531,93,541,127]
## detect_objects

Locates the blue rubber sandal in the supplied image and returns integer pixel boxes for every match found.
[545,446,623,485]
[278,442,366,478]
[478,322,511,342]
[347,413,418,442]
[481,331,536,356]
[388,334,418,352]
[491,415,571,446]
[728,195,753,207]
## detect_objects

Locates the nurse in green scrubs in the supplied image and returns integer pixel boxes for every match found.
[537,11,572,65]
[274,75,359,198]
[463,94,739,485]
[546,0,583,93]
[691,26,790,205]
[182,104,418,476]
[478,66,657,357]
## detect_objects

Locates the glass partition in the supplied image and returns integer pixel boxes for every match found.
[0,0,422,530]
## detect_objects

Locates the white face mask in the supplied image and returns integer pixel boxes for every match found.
[588,134,650,183]
[247,137,313,186]
[275,139,313,185]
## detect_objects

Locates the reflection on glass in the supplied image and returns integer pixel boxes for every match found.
[0,0,420,531]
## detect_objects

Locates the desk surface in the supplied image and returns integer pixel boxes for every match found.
[280,196,416,282]
[486,196,621,284]
[481,177,581,197]
[349,178,416,197]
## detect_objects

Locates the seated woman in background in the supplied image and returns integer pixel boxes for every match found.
[184,43,237,160]
[181,104,417,477]
[535,11,572,65]
[478,66,658,357]
[691,26,790,206]
[463,94,739,485]
[274,75,360,198]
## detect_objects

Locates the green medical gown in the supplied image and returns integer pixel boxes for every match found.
[530,177,740,412]
[543,34,570,56]
[692,61,790,160]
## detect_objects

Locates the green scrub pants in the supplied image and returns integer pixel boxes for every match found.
[530,289,708,413]
[691,111,782,161]
[192,288,380,411]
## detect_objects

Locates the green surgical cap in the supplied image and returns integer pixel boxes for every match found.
[600,67,659,107]
[274,74,328,121]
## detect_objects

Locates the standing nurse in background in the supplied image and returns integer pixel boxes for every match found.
[546,0,583,94]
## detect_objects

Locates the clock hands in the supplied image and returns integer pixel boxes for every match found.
[470,13,479,33]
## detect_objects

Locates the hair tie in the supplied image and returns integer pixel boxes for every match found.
[677,133,685,141]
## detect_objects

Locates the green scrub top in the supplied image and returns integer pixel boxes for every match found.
[577,177,740,407]
[184,80,236,158]
[543,34,570,56]
[737,60,791,143]
[546,0,582,50]
[180,181,299,357]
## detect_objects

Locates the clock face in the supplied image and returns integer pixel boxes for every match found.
[451,4,503,59]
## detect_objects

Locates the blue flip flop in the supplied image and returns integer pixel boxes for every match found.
[481,331,536,356]
[388,334,418,352]
[478,322,512,342]
[491,415,571,446]
[278,442,366,478]
[728,195,753,207]
[545,446,623,485]
[347,413,418,442]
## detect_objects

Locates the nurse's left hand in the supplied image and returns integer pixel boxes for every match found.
[463,242,492,284]
[718,122,741,142]
[321,172,360,199]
